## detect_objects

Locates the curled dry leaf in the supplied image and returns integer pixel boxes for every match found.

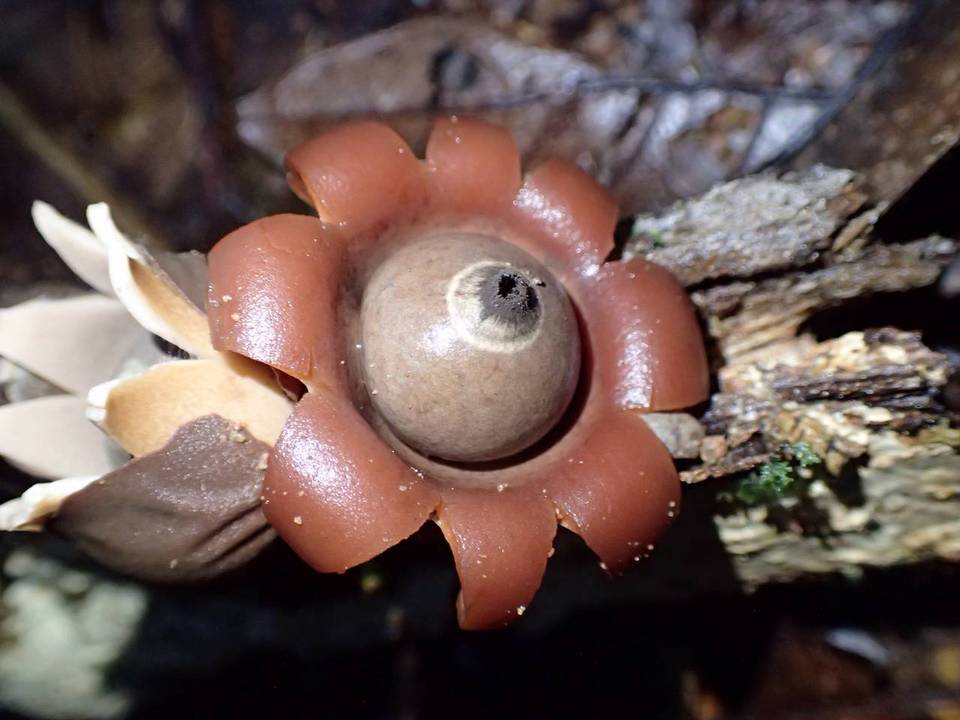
[31,201,113,296]
[49,415,276,582]
[0,200,293,468]
[0,198,294,588]
[87,203,215,358]
[88,357,291,457]
[237,5,910,214]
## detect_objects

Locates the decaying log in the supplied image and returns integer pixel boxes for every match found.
[629,166,867,286]
[626,162,960,589]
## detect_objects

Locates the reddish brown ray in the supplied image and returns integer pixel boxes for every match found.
[51,415,276,582]
[264,391,440,573]
[545,408,680,571]
[586,257,709,412]
[207,214,347,387]
[424,115,522,216]
[508,159,617,282]
[435,485,557,630]
[285,121,427,234]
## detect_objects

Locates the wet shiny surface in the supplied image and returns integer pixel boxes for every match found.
[206,115,709,628]
[544,407,681,570]
[436,484,557,630]
[285,121,426,232]
[509,158,618,281]
[207,214,347,386]
[264,390,440,573]
[586,257,710,412]
[425,115,522,215]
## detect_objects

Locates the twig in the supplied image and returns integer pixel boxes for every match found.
[240,74,836,124]
[757,0,933,171]
[0,80,167,245]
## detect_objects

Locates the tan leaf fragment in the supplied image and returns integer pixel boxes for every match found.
[31,201,113,296]
[0,395,121,479]
[0,294,147,395]
[86,203,215,358]
[87,357,292,456]
[0,476,99,531]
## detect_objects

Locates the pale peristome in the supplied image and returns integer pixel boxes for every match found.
[0,476,99,531]
[0,395,122,479]
[31,201,114,296]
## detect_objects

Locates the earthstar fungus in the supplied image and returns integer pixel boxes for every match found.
[0,116,708,630]
[209,117,709,628]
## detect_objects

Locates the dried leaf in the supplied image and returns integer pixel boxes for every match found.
[0,395,121,479]
[86,203,215,358]
[153,249,209,311]
[236,5,909,214]
[50,415,275,582]
[795,0,960,203]
[31,201,112,296]
[0,294,152,395]
[0,476,99,531]
[88,357,292,457]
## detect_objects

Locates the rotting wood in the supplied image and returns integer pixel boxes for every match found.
[626,163,959,588]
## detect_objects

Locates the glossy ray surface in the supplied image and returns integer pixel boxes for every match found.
[545,407,680,571]
[264,391,440,573]
[586,257,710,411]
[425,115,522,215]
[199,118,710,629]
[285,121,425,232]
[436,485,556,630]
[510,159,617,280]
[207,214,347,386]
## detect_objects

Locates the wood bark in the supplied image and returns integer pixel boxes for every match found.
[627,163,959,590]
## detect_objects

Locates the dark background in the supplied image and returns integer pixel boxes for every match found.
[1,2,959,718]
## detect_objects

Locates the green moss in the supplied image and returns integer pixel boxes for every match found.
[719,442,822,507]
[647,229,666,249]
[791,441,822,469]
